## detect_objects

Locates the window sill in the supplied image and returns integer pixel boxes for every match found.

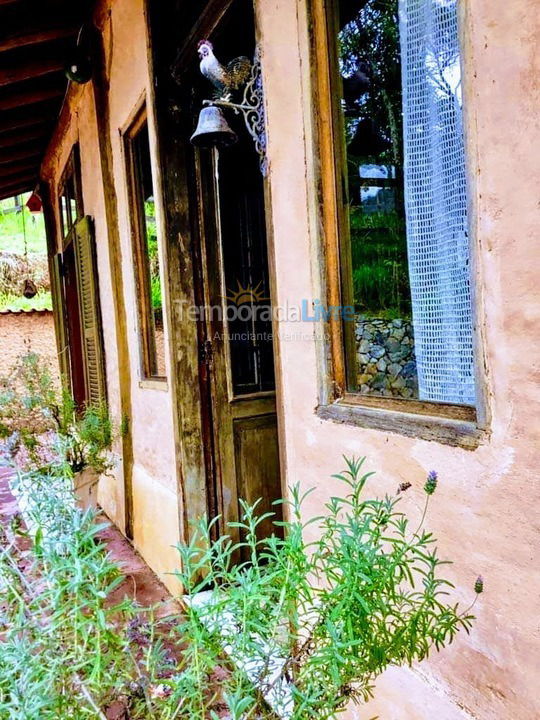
[316,400,485,450]
[139,378,168,392]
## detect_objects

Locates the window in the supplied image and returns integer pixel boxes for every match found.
[124,105,166,380]
[316,0,477,421]
[58,145,83,243]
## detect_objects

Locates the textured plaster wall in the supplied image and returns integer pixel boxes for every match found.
[41,0,181,592]
[257,0,540,718]
[0,312,59,381]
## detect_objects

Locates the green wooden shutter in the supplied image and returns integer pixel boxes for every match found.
[48,252,71,386]
[73,216,107,406]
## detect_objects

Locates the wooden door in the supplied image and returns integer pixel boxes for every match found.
[61,240,87,408]
[144,0,282,546]
[196,135,282,546]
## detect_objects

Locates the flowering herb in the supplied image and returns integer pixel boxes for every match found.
[424,470,438,495]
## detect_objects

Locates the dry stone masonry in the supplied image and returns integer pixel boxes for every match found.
[355,317,418,398]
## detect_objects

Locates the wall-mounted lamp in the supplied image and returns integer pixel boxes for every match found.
[65,26,93,85]
[190,43,268,176]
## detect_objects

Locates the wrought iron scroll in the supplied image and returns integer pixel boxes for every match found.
[203,46,268,176]
[241,46,268,176]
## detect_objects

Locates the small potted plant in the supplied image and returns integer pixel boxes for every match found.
[0,352,116,511]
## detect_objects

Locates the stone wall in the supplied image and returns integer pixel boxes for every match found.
[355,316,418,397]
[0,310,60,382]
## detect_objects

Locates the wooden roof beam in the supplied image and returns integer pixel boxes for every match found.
[0,25,77,54]
[0,85,64,112]
[0,181,36,201]
[0,103,58,133]
[0,58,65,87]
[0,145,42,165]
[0,124,49,148]
[0,171,37,188]
[0,161,39,180]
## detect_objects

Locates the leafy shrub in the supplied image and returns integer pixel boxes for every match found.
[0,472,137,719]
[176,458,481,719]
[0,449,481,719]
[0,352,115,475]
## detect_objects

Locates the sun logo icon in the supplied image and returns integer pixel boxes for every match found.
[224,280,270,306]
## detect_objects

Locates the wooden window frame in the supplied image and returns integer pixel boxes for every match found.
[58,143,84,248]
[309,0,487,446]
[123,101,166,382]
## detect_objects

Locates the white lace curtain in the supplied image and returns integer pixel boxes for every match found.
[399,0,476,405]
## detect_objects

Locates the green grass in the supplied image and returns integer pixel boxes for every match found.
[0,291,52,312]
[350,207,412,316]
[0,208,47,256]
[0,195,49,312]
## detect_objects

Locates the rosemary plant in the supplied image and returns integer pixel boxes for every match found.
[176,458,481,719]
[0,454,481,719]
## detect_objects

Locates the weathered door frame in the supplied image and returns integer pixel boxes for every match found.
[143,0,287,542]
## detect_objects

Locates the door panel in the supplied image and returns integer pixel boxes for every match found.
[61,241,87,408]
[234,414,281,542]
[145,0,282,548]
[196,138,282,547]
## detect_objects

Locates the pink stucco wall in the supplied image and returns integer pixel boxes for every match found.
[41,0,181,590]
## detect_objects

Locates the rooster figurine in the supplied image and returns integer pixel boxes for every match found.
[197,40,252,100]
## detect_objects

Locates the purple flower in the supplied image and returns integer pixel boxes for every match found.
[424,470,438,495]
[475,576,484,594]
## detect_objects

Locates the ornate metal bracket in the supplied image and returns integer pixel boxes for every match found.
[203,46,268,176]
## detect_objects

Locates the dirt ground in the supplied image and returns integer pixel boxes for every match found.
[0,310,60,380]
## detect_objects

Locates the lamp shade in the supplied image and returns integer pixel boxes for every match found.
[26,191,42,216]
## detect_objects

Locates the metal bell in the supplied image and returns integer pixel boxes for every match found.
[190,105,238,148]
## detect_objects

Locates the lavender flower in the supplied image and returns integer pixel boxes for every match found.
[475,576,484,594]
[424,470,438,495]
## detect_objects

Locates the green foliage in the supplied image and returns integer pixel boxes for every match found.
[339,1,412,318]
[0,454,480,718]
[176,458,479,719]
[0,460,235,719]
[0,352,115,476]
[350,209,411,316]
[0,195,50,311]
[144,199,163,312]
[0,197,46,256]
[0,471,137,718]
[0,290,53,312]
[340,0,403,165]
[151,276,163,312]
